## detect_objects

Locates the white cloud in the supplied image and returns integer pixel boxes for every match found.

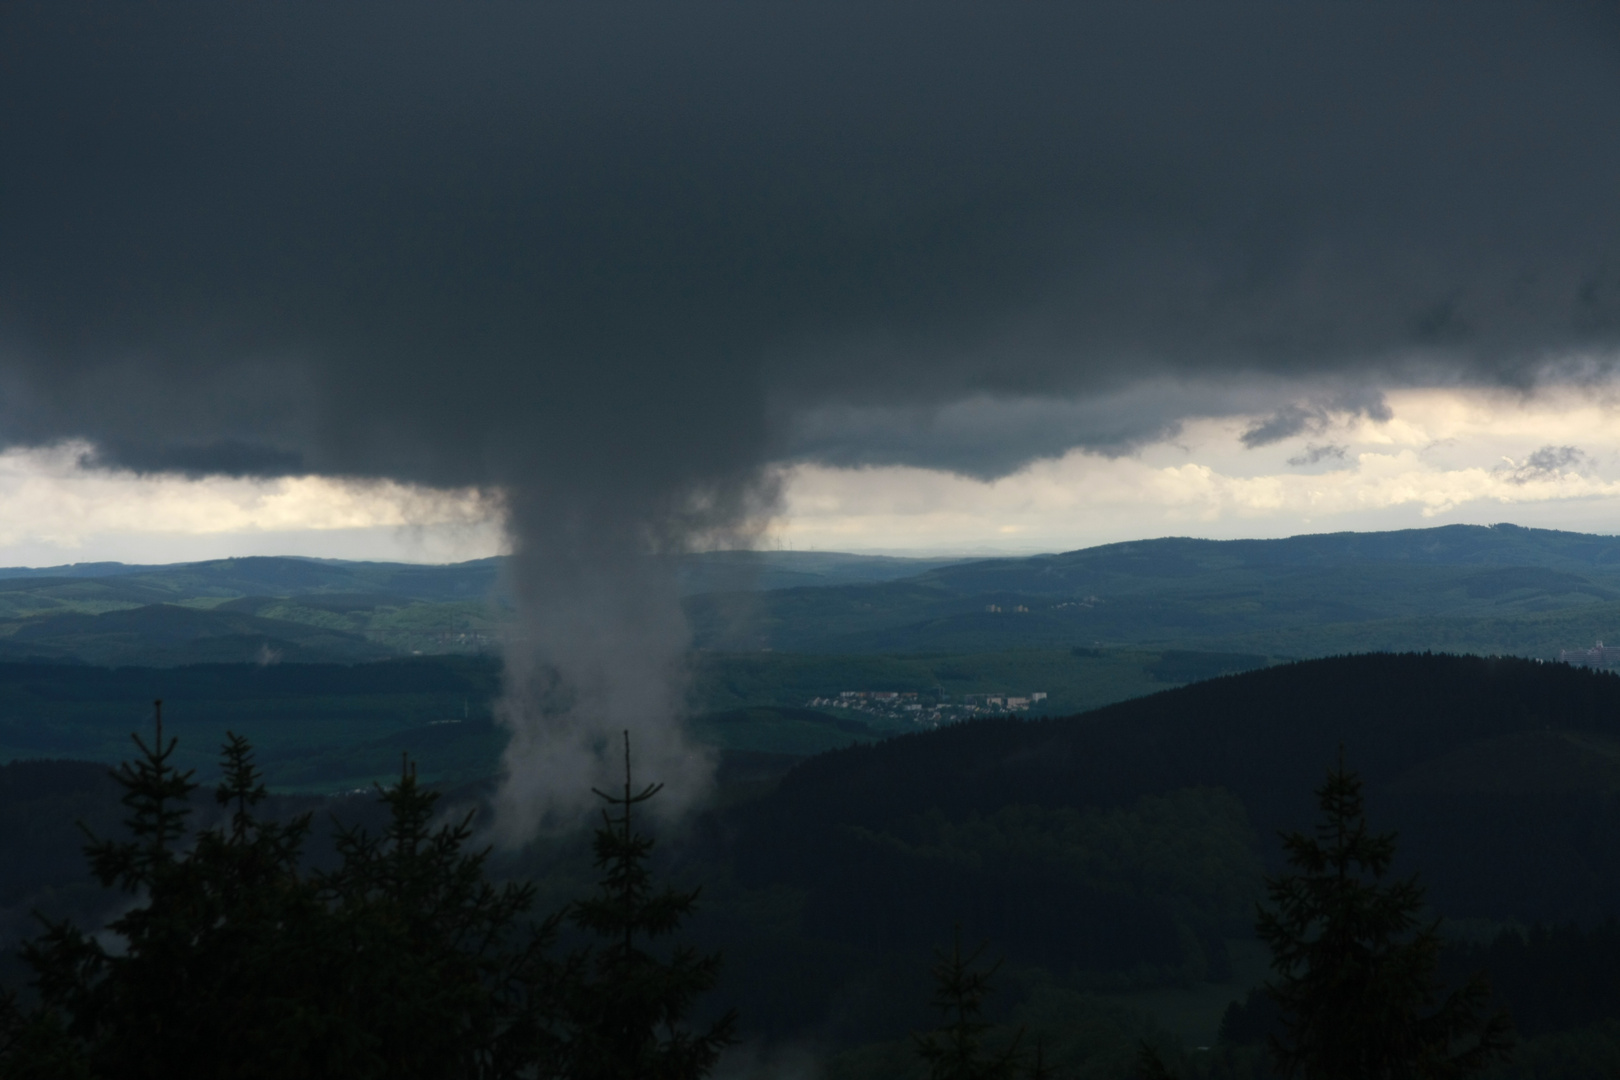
[770,386,1620,554]
[0,441,504,566]
[4,385,1620,566]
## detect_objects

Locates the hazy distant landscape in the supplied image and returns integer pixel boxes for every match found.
[0,549,975,666]
[5,523,1620,795]
[7,524,1619,672]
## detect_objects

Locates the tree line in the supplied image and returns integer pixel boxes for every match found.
[0,704,732,1080]
[0,698,1584,1079]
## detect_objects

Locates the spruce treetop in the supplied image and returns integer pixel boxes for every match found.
[1256,750,1512,1080]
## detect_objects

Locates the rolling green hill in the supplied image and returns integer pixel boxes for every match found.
[0,557,506,665]
[685,524,1620,658]
[10,525,1620,666]
[0,604,399,666]
[0,551,968,665]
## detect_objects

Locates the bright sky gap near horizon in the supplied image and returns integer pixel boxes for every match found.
[5,383,1620,565]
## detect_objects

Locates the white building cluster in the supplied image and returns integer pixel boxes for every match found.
[804,689,1049,726]
[1558,641,1620,670]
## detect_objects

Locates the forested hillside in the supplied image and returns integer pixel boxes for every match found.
[8,526,1620,665]
[0,647,1279,787]
[734,653,1620,935]
[686,524,1620,657]
[11,651,1620,1074]
[0,551,963,665]
[583,654,1620,1063]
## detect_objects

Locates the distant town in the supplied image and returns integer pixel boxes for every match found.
[806,689,1048,726]
[1559,642,1620,669]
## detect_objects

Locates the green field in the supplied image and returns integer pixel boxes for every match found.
[0,645,1271,793]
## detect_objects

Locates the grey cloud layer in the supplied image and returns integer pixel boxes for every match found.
[1,1,1617,482]
[1241,391,1394,450]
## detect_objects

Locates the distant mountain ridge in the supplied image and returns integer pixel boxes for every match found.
[919,523,1620,592]
[0,550,964,596]
[686,523,1620,657]
[10,522,1615,596]
[7,525,1620,665]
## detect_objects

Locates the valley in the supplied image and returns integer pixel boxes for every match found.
[8,526,1620,1075]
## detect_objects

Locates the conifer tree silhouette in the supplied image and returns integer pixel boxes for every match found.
[7,703,339,1079]
[564,732,735,1080]
[1256,751,1512,1079]
[1,707,567,1080]
[1132,1041,1175,1080]
[914,927,1026,1080]
[322,753,567,1079]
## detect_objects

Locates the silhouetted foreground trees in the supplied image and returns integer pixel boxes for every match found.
[1253,755,1512,1079]
[913,928,1078,1080]
[0,707,730,1079]
[913,929,1024,1080]
[564,734,736,1079]
[1231,919,1620,1072]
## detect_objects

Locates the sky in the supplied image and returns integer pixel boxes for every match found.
[2,2,1618,567]
[2,1,1617,824]
[0,3,1616,570]
[11,384,1620,564]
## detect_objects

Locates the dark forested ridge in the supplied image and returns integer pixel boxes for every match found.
[751,652,1620,838]
[721,653,1620,994]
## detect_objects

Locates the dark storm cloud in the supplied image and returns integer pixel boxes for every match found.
[783,396,1187,480]
[0,1,1616,483]
[1240,392,1393,449]
[1242,407,1322,449]
[3,1,1618,826]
